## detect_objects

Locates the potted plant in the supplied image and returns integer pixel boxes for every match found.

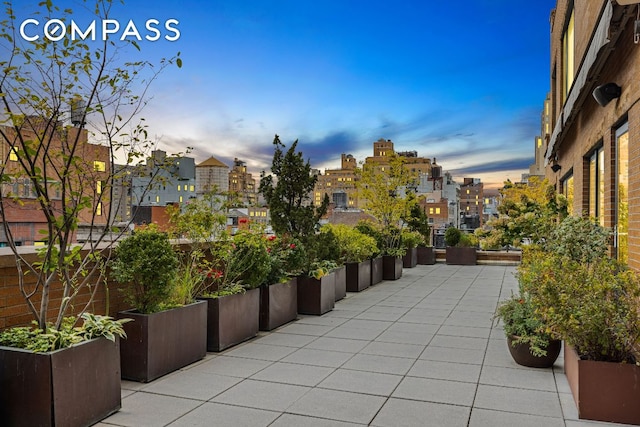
[404,204,435,264]
[260,234,305,331]
[444,227,477,265]
[327,224,377,292]
[297,260,338,315]
[200,227,272,351]
[314,225,347,301]
[111,226,207,382]
[524,217,640,425]
[356,221,384,285]
[0,0,180,422]
[493,289,560,368]
[401,229,421,268]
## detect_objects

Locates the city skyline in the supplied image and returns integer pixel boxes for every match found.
[6,0,557,188]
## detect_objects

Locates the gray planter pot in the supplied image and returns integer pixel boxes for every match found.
[346,260,371,292]
[0,337,121,427]
[297,272,335,315]
[119,300,207,382]
[260,279,298,331]
[201,287,260,352]
[382,255,403,280]
[445,247,477,265]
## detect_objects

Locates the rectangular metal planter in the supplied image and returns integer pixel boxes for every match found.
[564,344,640,425]
[297,272,335,315]
[119,300,207,382]
[371,256,384,285]
[346,260,371,292]
[202,287,260,352]
[382,255,403,280]
[445,247,477,265]
[259,279,298,331]
[334,265,347,301]
[402,247,418,268]
[0,338,121,427]
[417,246,436,265]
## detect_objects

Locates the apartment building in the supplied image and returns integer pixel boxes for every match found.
[460,177,484,229]
[196,156,229,196]
[544,1,639,268]
[0,119,109,245]
[228,158,257,206]
[314,153,359,208]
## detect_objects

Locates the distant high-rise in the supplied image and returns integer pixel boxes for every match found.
[196,156,229,196]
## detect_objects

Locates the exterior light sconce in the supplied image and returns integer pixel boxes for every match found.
[551,163,562,173]
[592,83,622,107]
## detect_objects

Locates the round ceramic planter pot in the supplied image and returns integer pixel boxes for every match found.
[507,335,561,368]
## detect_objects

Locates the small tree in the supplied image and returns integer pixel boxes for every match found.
[356,154,417,254]
[259,135,328,241]
[404,203,431,246]
[0,0,180,331]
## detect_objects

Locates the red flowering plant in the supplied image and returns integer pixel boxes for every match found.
[264,234,306,285]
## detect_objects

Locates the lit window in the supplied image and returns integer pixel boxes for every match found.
[93,160,106,172]
[177,185,181,191]
[561,173,574,216]
[95,202,102,216]
[190,185,194,192]
[475,201,479,205]
[588,146,605,226]
[435,208,440,214]
[429,208,434,215]
[155,195,160,203]
[466,206,470,211]
[466,189,470,194]
[262,212,266,217]
[34,241,46,247]
[179,196,183,202]
[96,181,102,194]
[9,147,18,161]
[563,8,575,101]
[250,212,255,216]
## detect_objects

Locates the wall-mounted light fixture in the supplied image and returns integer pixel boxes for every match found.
[592,83,622,107]
[551,163,562,173]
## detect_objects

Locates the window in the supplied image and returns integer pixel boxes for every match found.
[155,195,160,203]
[9,147,18,161]
[435,207,440,214]
[615,123,629,264]
[95,202,102,216]
[179,196,183,202]
[93,160,106,172]
[429,207,434,215]
[561,173,574,215]
[96,181,102,195]
[587,146,604,225]
[563,8,575,101]
[177,185,181,191]
[190,185,195,192]
[466,189,470,194]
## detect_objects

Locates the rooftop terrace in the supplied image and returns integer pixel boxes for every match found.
[100,264,628,427]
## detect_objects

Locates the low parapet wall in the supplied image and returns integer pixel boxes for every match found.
[434,249,521,266]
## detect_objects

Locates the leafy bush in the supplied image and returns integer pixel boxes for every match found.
[444,227,461,247]
[264,234,306,284]
[523,252,640,363]
[404,204,431,246]
[401,229,422,249]
[355,221,383,257]
[545,216,610,263]
[110,226,180,314]
[0,314,130,353]
[322,224,377,263]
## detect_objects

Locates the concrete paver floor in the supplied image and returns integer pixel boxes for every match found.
[99,264,633,427]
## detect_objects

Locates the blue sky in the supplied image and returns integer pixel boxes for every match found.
[9,0,557,188]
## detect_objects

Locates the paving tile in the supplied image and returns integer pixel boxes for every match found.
[211,379,310,412]
[250,362,335,387]
[429,335,488,350]
[474,384,563,418]
[287,387,386,425]
[468,408,564,427]
[270,413,364,427]
[252,332,318,348]
[407,359,482,383]
[371,397,471,427]
[392,376,477,406]
[324,326,382,340]
[167,402,280,427]
[186,355,272,378]
[104,391,202,427]
[360,341,425,359]
[340,318,392,332]
[354,310,405,321]
[386,321,439,334]
[276,323,336,336]
[317,368,402,396]
[479,365,557,392]
[294,316,349,327]
[341,353,415,375]
[221,342,297,361]
[420,345,485,365]
[437,325,491,339]
[303,336,369,353]
[280,348,354,368]
[374,329,434,345]
[141,369,241,400]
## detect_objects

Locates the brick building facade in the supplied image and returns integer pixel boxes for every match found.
[544,1,640,268]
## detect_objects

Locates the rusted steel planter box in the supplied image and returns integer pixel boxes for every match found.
[0,337,121,427]
[297,272,335,315]
[564,344,640,425]
[371,256,384,285]
[119,300,207,382]
[382,255,403,280]
[402,247,418,268]
[334,265,347,301]
[201,288,260,352]
[260,279,298,331]
[346,260,371,292]
[445,247,477,265]
[417,246,436,265]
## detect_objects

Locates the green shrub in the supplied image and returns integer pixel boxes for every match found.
[110,226,180,314]
[323,224,377,263]
[401,229,422,249]
[546,216,610,263]
[444,227,461,247]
